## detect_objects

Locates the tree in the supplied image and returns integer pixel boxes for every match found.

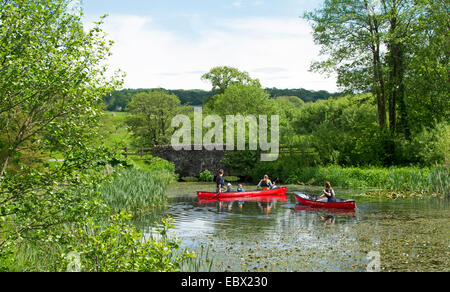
[0,0,123,177]
[125,90,185,146]
[404,0,449,133]
[0,0,123,262]
[201,66,261,94]
[304,0,448,139]
[206,83,274,117]
[305,0,389,129]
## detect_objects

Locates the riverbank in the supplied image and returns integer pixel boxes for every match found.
[248,165,449,198]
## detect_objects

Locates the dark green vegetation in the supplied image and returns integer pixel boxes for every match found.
[0,0,195,272]
[103,87,338,111]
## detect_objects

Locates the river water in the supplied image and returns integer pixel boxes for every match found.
[135,183,449,272]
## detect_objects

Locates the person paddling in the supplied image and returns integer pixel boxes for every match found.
[257,175,273,191]
[318,181,336,203]
[216,169,225,194]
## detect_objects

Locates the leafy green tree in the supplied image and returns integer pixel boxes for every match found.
[304,0,448,140]
[404,0,449,133]
[0,0,123,176]
[201,66,261,94]
[125,90,186,146]
[305,0,388,129]
[206,83,274,117]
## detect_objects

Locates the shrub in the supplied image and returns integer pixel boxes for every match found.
[199,170,214,182]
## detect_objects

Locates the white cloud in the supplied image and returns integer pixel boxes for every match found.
[232,1,243,7]
[96,14,338,92]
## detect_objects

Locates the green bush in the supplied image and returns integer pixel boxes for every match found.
[59,214,194,272]
[199,170,214,182]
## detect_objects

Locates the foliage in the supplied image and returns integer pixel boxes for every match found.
[182,177,199,183]
[97,112,133,148]
[103,87,338,111]
[59,215,194,272]
[285,165,449,195]
[125,89,188,147]
[304,0,449,139]
[101,168,176,214]
[205,83,275,117]
[201,66,261,94]
[199,170,214,182]
[223,176,241,183]
[0,0,196,272]
[131,157,176,174]
[0,0,123,176]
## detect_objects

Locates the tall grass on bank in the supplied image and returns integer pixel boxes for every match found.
[101,168,176,213]
[287,166,449,196]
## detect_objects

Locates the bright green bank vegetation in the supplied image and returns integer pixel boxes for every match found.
[101,159,177,214]
[0,0,199,272]
[285,166,449,197]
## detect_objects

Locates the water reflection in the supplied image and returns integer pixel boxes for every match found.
[199,194,287,215]
[135,184,450,272]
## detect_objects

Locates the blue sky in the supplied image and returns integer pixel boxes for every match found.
[82,0,337,92]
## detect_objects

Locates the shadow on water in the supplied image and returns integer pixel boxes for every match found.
[134,183,450,272]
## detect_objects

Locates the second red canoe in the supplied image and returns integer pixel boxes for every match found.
[197,187,288,200]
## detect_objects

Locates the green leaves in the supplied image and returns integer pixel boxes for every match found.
[125,89,187,147]
[201,66,261,94]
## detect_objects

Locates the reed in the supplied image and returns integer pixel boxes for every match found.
[101,168,176,213]
[180,245,214,272]
[287,165,449,196]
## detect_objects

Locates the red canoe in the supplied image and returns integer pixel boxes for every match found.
[294,192,356,210]
[197,187,288,200]
[198,194,288,204]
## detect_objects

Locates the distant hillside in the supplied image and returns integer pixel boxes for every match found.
[103,88,340,112]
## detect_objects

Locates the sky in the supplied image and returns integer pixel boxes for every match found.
[82,0,338,92]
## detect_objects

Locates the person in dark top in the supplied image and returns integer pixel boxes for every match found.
[216,169,225,194]
[257,175,273,191]
[318,181,336,203]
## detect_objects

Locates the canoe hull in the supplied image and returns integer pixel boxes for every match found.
[294,193,356,210]
[199,194,288,204]
[197,187,288,200]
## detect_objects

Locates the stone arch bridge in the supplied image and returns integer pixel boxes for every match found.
[121,145,296,177]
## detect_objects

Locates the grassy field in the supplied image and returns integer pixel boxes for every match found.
[98,111,133,148]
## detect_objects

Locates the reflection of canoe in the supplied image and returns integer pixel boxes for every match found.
[294,193,356,210]
[197,187,287,200]
[294,205,357,217]
[198,194,288,204]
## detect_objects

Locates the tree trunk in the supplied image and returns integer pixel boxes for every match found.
[387,10,411,139]
[0,155,9,178]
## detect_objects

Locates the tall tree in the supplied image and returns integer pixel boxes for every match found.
[305,0,388,129]
[201,66,261,94]
[125,90,185,146]
[0,0,122,177]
